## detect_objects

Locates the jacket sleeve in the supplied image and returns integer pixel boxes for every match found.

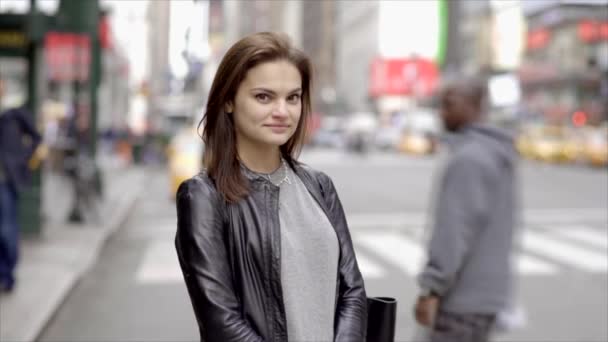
[318,172,368,342]
[418,156,490,296]
[175,178,263,342]
[16,108,42,151]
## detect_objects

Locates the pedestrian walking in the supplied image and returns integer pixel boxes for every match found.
[0,75,42,293]
[175,32,367,342]
[414,78,520,342]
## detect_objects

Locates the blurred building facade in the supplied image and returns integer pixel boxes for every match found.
[204,0,303,115]
[222,0,301,47]
[146,0,171,130]
[519,0,608,125]
[458,0,525,73]
[458,0,493,76]
[97,11,130,133]
[301,0,336,116]
[456,0,526,123]
[455,0,607,125]
[335,1,380,114]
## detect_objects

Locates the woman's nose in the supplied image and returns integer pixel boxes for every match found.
[272,100,288,117]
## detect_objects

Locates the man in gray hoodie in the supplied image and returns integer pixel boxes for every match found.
[414,78,519,342]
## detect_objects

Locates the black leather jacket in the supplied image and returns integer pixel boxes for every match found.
[175,162,367,342]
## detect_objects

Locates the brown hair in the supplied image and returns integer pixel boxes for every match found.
[199,32,313,203]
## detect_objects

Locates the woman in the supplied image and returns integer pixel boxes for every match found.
[175,32,367,342]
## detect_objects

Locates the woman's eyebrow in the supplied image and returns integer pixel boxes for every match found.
[250,87,302,94]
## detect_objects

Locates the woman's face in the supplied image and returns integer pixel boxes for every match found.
[228,59,303,150]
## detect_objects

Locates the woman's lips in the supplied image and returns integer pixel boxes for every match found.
[265,124,289,133]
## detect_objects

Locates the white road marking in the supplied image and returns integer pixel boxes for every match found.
[522,230,608,272]
[549,226,608,250]
[353,231,561,276]
[353,231,425,275]
[353,249,386,279]
[136,240,183,284]
[135,224,607,285]
[515,254,559,275]
[346,208,607,227]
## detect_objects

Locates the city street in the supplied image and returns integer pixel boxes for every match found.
[39,148,608,342]
[2,0,606,341]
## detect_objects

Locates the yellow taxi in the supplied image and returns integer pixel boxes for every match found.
[396,109,441,155]
[167,127,204,198]
[398,130,437,155]
[583,125,608,167]
[515,124,541,160]
[517,125,582,163]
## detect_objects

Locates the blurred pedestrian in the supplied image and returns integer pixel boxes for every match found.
[414,78,519,342]
[174,32,367,342]
[0,75,42,293]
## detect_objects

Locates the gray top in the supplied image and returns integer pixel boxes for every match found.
[263,160,339,342]
[418,123,519,314]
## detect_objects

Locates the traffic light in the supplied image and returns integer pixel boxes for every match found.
[572,111,588,127]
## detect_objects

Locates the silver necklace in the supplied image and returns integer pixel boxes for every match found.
[267,159,291,186]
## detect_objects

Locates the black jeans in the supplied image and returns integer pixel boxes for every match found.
[430,310,496,342]
[0,180,18,289]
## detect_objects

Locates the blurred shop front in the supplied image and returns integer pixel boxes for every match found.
[0,0,130,234]
[519,1,608,126]
[369,57,439,122]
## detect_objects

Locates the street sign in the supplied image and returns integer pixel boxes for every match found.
[0,14,28,56]
[0,12,54,57]
[44,31,90,81]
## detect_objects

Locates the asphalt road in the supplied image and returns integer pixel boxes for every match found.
[39,148,608,342]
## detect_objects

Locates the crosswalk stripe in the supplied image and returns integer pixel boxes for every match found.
[346,210,608,228]
[354,250,387,279]
[136,241,182,284]
[549,226,608,250]
[353,232,425,274]
[522,230,608,272]
[515,254,559,275]
[353,231,561,276]
[134,225,607,285]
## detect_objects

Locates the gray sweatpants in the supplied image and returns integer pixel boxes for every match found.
[429,310,496,342]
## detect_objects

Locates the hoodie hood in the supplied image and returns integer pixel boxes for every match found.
[465,122,517,169]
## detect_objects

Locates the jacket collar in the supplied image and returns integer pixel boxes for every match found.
[232,160,331,217]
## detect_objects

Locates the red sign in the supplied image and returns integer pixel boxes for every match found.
[601,23,608,40]
[99,15,112,50]
[526,29,551,50]
[578,20,608,42]
[44,32,90,82]
[369,57,439,98]
[572,111,588,127]
[578,20,598,42]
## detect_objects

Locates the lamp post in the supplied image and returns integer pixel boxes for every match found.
[54,0,102,222]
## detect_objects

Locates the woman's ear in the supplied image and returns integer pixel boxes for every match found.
[224,102,233,114]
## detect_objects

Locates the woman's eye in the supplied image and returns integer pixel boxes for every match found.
[255,94,270,102]
[288,94,301,103]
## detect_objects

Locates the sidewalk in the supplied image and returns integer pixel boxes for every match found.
[0,155,146,342]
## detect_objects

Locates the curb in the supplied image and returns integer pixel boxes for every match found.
[0,176,144,342]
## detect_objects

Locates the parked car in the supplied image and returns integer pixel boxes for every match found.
[397,109,441,155]
[517,124,582,163]
[344,112,379,153]
[374,126,402,151]
[310,116,346,149]
[167,126,204,198]
[515,124,540,160]
[398,131,434,155]
[583,125,608,167]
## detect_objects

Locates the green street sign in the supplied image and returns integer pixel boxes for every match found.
[0,14,28,57]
